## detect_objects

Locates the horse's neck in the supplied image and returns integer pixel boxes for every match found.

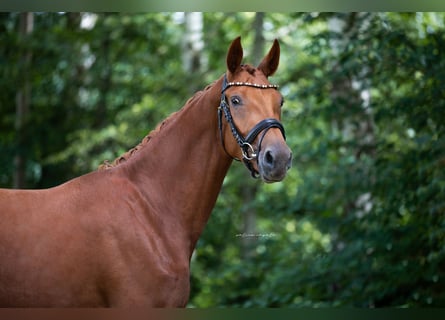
[120,77,232,256]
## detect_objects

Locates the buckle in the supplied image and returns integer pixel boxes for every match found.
[242,142,257,160]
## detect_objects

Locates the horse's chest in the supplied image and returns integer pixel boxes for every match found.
[154,267,190,306]
[103,247,191,307]
[107,265,190,307]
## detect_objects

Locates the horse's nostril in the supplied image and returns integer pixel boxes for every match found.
[287,153,293,170]
[265,150,274,166]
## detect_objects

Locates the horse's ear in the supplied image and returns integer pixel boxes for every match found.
[226,36,243,75]
[258,39,280,77]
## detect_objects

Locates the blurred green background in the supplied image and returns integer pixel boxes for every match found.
[1,12,444,307]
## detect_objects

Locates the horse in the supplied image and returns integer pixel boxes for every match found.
[0,37,292,307]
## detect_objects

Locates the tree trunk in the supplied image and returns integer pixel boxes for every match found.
[240,13,265,260]
[182,12,204,73]
[14,12,33,189]
[95,14,112,128]
[328,13,375,223]
[182,12,204,93]
[251,12,265,66]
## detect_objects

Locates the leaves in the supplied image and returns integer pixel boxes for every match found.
[1,12,444,307]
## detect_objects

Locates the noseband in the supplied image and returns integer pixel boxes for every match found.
[218,74,286,178]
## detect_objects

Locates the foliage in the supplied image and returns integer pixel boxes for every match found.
[1,12,444,307]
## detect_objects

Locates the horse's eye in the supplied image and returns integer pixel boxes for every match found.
[230,96,242,106]
[280,97,285,107]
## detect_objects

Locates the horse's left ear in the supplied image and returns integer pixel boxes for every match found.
[258,39,280,77]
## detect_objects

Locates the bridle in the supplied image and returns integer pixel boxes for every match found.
[218,74,286,178]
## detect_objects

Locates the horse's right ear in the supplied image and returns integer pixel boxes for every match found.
[226,36,243,75]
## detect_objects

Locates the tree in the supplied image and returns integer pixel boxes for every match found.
[14,12,33,188]
[1,12,444,307]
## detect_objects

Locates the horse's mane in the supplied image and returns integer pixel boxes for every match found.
[98,81,216,170]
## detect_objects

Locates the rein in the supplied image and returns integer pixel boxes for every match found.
[218,74,286,178]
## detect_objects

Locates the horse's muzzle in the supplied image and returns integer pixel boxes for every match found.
[258,143,292,183]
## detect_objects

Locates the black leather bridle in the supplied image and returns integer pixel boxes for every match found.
[218,74,286,178]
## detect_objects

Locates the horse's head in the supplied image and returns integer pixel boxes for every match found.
[219,37,292,182]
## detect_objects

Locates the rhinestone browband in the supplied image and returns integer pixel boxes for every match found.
[224,81,279,90]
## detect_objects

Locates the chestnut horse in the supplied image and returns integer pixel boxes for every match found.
[0,37,292,307]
